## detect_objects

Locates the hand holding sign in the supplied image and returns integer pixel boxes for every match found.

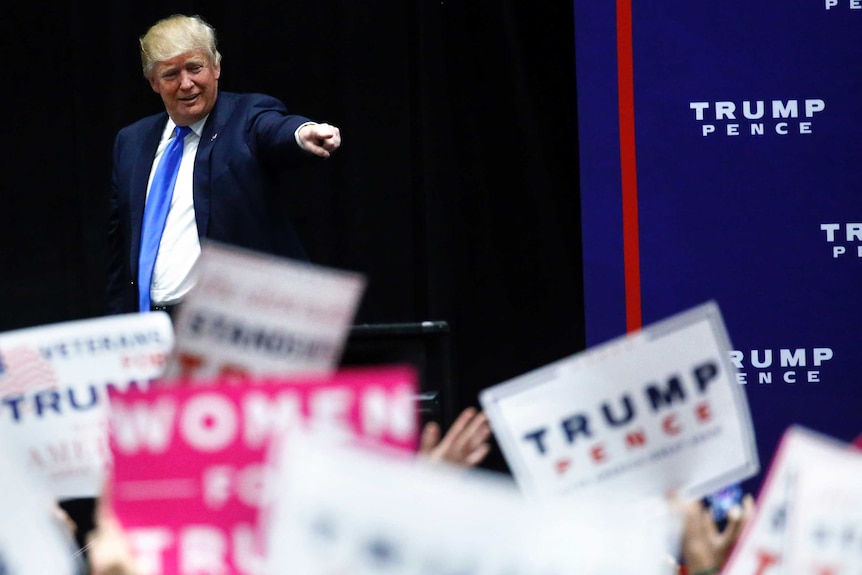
[87,483,139,575]
[419,407,492,468]
[680,493,755,574]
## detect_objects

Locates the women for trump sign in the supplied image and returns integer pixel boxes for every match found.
[108,366,418,575]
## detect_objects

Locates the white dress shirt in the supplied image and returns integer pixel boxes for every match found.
[147,116,208,306]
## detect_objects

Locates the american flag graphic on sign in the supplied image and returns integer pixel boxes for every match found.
[0,346,58,397]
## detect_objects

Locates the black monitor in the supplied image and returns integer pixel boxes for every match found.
[339,321,455,428]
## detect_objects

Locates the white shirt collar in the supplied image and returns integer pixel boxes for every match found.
[163,115,210,139]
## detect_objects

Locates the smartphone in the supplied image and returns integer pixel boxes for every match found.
[704,483,743,527]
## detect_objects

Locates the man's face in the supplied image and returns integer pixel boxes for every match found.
[149,50,220,126]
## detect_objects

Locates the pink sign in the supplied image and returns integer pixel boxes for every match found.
[108,366,418,575]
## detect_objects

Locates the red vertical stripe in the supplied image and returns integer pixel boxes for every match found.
[616,0,642,332]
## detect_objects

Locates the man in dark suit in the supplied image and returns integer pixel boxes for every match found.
[104,14,491,482]
[108,14,341,315]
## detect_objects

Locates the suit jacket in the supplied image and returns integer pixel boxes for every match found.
[107,92,312,314]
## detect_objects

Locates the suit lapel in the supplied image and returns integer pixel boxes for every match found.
[129,115,168,279]
[194,93,234,241]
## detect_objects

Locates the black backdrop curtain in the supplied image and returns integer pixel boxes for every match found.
[0,0,584,472]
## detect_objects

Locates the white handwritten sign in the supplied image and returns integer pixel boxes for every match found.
[0,313,174,499]
[165,242,366,380]
[480,301,758,503]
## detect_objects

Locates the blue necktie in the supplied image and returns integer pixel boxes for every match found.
[138,125,192,312]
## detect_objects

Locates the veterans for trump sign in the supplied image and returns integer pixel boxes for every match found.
[480,301,758,502]
[0,313,174,499]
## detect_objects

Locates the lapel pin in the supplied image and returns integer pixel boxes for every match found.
[211,133,218,141]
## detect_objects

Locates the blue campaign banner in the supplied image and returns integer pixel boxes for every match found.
[575,1,862,491]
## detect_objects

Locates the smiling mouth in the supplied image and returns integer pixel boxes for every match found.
[179,94,199,102]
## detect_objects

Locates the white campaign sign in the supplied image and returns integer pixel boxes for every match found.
[479,301,758,503]
[723,426,862,575]
[263,433,677,575]
[0,313,174,499]
[786,448,862,575]
[0,437,77,575]
[165,241,366,380]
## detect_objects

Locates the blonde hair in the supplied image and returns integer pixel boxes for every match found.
[140,14,222,78]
